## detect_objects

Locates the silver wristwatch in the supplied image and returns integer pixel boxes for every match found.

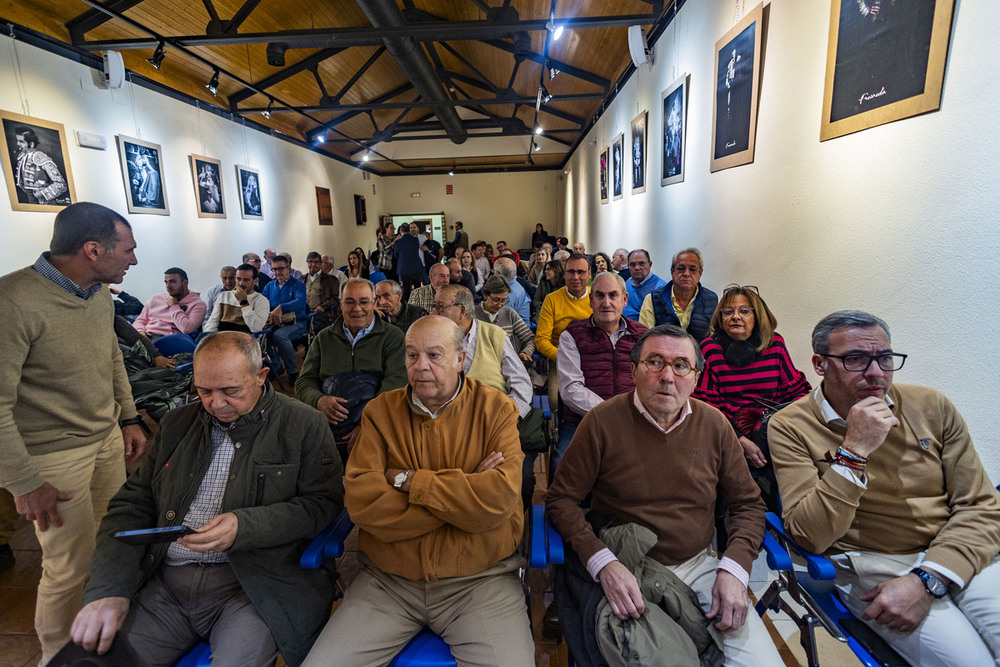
[392,470,411,490]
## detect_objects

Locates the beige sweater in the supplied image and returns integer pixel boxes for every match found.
[769,384,1000,584]
[0,267,137,496]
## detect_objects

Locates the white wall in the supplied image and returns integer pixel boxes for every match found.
[0,37,385,299]
[564,0,1000,478]
[381,171,565,251]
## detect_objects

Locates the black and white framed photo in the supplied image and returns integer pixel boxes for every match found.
[0,110,76,212]
[611,133,624,200]
[599,147,609,204]
[710,4,765,172]
[235,164,262,219]
[661,74,688,186]
[821,0,954,141]
[631,110,647,194]
[116,135,168,215]
[189,153,225,218]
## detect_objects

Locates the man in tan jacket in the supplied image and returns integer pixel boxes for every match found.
[303,316,533,666]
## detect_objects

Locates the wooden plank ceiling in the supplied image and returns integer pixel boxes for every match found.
[4,0,676,175]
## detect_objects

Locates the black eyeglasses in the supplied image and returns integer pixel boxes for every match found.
[723,284,759,295]
[821,353,907,372]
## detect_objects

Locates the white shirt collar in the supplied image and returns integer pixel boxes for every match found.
[633,392,692,435]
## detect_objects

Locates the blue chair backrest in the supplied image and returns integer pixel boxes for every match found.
[154,333,197,357]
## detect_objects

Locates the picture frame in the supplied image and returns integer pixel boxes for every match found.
[631,110,647,194]
[820,0,955,141]
[599,147,609,204]
[235,164,262,219]
[611,133,624,200]
[661,74,688,186]
[710,4,765,172]
[116,135,169,215]
[189,153,225,218]
[0,110,76,212]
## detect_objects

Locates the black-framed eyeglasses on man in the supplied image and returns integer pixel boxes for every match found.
[821,353,907,372]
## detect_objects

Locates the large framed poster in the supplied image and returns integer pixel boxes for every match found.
[611,133,624,200]
[599,147,609,204]
[0,110,76,212]
[661,74,688,186]
[631,111,647,194]
[116,135,169,215]
[710,4,765,172]
[820,0,955,141]
[189,153,225,218]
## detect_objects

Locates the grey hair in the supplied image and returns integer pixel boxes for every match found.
[439,284,474,315]
[628,248,651,263]
[811,310,891,354]
[481,275,510,296]
[278,252,293,263]
[613,248,628,258]
[591,271,626,293]
[194,331,262,373]
[493,257,516,281]
[220,265,237,274]
[671,247,704,271]
[340,277,375,300]
[377,279,402,295]
[552,249,570,261]
[630,324,706,373]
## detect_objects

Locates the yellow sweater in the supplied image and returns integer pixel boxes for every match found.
[535,286,592,361]
[346,377,524,581]
[769,384,1000,584]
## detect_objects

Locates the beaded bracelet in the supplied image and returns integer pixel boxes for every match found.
[835,446,868,465]
[832,452,867,471]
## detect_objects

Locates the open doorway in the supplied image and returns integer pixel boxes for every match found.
[388,213,447,246]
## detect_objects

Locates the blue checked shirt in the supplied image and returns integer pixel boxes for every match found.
[33,253,103,299]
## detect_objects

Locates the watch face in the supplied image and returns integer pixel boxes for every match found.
[915,569,947,597]
[393,472,407,487]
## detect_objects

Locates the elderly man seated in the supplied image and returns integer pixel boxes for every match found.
[546,325,782,666]
[302,316,533,666]
[374,279,422,333]
[769,310,1000,666]
[69,332,342,667]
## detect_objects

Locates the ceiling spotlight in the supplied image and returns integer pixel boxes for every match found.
[533,140,541,152]
[546,12,564,41]
[534,126,543,135]
[362,151,370,162]
[540,85,553,104]
[549,66,560,80]
[261,98,273,119]
[205,68,220,96]
[146,42,165,70]
[448,168,455,176]
[316,133,326,144]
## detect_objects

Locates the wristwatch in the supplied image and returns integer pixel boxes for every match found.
[911,567,948,598]
[392,470,411,491]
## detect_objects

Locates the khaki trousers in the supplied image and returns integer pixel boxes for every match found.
[31,429,125,665]
[831,551,1000,666]
[303,554,534,667]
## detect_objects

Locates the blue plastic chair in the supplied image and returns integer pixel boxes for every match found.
[153,333,197,357]
[369,271,387,284]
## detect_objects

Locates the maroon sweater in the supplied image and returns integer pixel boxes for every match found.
[546,392,765,573]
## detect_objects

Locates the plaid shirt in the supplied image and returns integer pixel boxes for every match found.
[33,253,103,299]
[165,416,239,565]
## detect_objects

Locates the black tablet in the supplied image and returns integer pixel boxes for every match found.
[114,525,195,545]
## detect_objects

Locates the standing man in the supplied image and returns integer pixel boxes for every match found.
[133,268,207,338]
[393,223,424,301]
[201,266,237,327]
[453,220,470,251]
[407,263,450,314]
[14,126,69,206]
[546,325,781,666]
[203,264,270,334]
[769,311,1000,665]
[374,279,422,334]
[0,202,147,664]
[639,247,719,343]
[554,272,647,469]
[261,254,308,383]
[623,249,667,321]
[302,251,340,331]
[302,316,532,666]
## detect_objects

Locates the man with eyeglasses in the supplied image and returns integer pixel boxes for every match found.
[546,325,781,666]
[535,253,594,409]
[241,252,270,292]
[639,247,718,342]
[295,278,406,453]
[261,255,308,383]
[622,248,666,321]
[769,310,1000,665]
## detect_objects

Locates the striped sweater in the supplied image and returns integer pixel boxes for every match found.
[693,333,810,437]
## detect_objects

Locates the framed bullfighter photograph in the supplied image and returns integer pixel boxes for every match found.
[189,153,225,218]
[661,74,688,186]
[612,133,624,200]
[821,0,955,141]
[599,147,609,204]
[236,164,262,219]
[0,110,76,212]
[116,135,169,215]
[631,110,647,194]
[710,4,765,173]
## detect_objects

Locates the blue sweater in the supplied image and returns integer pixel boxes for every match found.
[624,272,667,320]
[263,277,307,321]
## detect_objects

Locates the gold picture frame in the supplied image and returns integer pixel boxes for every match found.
[710,4,765,173]
[0,110,77,212]
[820,0,955,141]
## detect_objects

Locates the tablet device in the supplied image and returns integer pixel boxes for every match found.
[114,525,195,545]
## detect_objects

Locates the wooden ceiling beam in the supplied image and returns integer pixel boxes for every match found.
[76,14,658,51]
[228,47,344,108]
[240,92,603,114]
[224,0,265,35]
[66,0,146,44]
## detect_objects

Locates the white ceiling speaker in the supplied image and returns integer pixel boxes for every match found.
[103,50,126,89]
[628,26,652,68]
